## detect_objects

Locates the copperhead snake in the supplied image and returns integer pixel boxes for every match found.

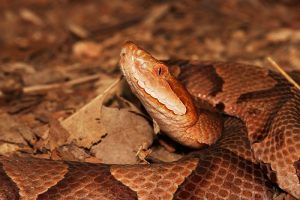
[0,42,299,200]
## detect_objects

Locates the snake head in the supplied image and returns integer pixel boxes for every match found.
[120,42,208,148]
[120,41,192,116]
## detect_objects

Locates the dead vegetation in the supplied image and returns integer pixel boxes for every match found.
[0,0,299,172]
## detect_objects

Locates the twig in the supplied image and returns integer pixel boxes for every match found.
[267,57,300,91]
[0,74,102,98]
[23,74,101,94]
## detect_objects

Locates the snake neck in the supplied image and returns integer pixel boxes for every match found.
[186,109,223,148]
[151,74,223,148]
[120,41,223,148]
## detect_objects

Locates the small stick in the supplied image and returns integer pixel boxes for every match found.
[23,74,101,94]
[267,57,300,91]
[23,74,102,94]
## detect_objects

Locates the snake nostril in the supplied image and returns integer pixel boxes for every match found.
[120,48,127,57]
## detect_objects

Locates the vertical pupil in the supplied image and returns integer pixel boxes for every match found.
[158,67,162,75]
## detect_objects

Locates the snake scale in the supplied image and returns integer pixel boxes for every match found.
[0,42,299,200]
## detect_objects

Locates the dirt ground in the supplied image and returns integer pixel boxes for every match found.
[0,0,300,193]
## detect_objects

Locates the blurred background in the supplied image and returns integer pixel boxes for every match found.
[0,0,300,164]
[1,0,300,69]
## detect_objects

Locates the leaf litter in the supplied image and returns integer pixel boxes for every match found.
[0,2,300,198]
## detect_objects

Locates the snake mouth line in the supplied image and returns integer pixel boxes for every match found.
[130,75,183,117]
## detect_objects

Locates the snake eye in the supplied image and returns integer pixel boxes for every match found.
[158,67,162,75]
[155,64,168,76]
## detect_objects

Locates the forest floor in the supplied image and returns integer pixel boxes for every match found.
[0,1,300,195]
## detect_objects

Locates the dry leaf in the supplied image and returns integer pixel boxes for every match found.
[149,146,183,163]
[91,106,153,164]
[47,118,70,151]
[61,78,121,148]
[0,110,36,154]
[95,74,121,95]
[73,41,102,59]
[0,110,33,144]
[0,142,20,155]
[51,144,91,161]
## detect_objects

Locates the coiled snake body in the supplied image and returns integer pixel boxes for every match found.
[0,42,299,200]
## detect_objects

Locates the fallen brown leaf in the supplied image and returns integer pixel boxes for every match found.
[73,41,102,59]
[60,78,121,148]
[0,142,20,155]
[47,118,70,151]
[91,106,153,164]
[0,110,36,154]
[149,146,183,163]
[51,144,91,162]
